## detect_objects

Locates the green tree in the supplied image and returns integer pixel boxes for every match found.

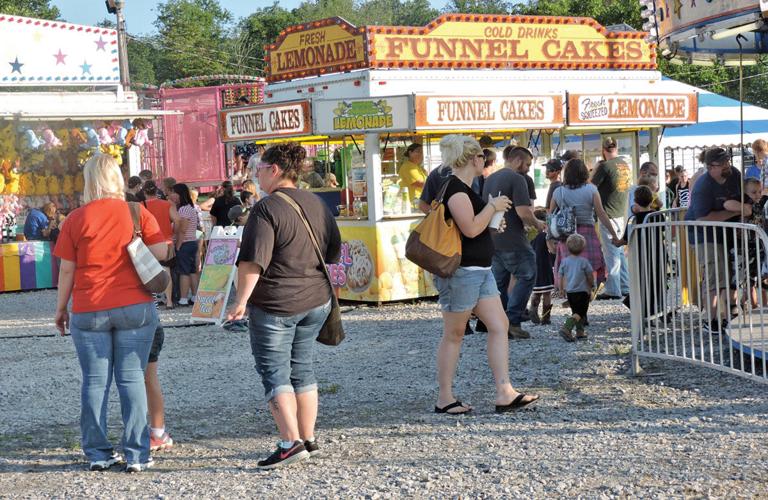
[0,0,59,19]
[128,37,161,87]
[154,0,239,84]
[395,0,440,26]
[357,0,439,25]
[515,0,642,30]
[236,3,298,70]
[294,0,359,24]
[444,0,512,14]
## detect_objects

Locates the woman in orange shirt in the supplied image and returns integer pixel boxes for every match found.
[141,180,180,309]
[54,154,168,473]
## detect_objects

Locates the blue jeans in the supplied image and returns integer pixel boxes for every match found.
[599,218,630,296]
[491,247,536,326]
[249,300,332,401]
[70,302,158,465]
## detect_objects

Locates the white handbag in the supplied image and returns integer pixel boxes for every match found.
[127,202,170,293]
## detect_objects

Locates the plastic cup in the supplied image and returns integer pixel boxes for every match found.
[489,210,504,230]
[487,194,504,230]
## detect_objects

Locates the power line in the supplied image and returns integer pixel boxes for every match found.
[127,34,266,74]
[129,32,268,64]
[700,70,768,88]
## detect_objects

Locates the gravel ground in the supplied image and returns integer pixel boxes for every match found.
[1,289,768,498]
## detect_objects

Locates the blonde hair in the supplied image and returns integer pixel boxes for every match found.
[439,134,481,169]
[83,154,125,203]
[189,187,199,204]
[566,233,586,255]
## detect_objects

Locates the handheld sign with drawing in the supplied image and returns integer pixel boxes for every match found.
[191,226,243,325]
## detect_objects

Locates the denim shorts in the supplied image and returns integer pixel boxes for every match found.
[434,267,499,313]
[176,241,197,275]
[147,325,164,363]
[248,299,332,401]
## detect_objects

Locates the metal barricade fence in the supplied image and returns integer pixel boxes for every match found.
[629,210,768,384]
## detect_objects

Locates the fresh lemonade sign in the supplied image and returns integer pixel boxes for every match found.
[313,95,413,134]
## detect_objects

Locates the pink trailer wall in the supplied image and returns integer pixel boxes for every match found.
[160,87,225,186]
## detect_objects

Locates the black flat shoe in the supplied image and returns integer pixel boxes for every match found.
[435,400,472,415]
[495,393,539,413]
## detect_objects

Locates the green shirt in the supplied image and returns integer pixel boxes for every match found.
[592,156,632,218]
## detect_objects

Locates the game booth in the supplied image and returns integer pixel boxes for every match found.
[220,14,699,303]
[0,14,175,292]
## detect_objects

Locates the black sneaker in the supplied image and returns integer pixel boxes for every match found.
[304,439,320,457]
[474,320,488,333]
[706,319,728,335]
[464,322,475,336]
[257,441,310,470]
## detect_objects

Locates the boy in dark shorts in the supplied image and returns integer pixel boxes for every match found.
[558,234,594,342]
[145,325,174,452]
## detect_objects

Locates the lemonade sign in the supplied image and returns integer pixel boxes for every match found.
[313,95,414,135]
[334,100,393,131]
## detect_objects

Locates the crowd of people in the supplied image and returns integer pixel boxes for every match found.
[47,132,768,473]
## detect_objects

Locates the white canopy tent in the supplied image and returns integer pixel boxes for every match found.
[659,80,768,150]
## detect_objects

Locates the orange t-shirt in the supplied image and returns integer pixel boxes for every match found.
[143,198,173,242]
[54,199,165,313]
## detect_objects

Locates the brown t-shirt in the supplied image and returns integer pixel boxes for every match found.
[237,187,341,315]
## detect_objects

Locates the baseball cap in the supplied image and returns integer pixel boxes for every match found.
[602,137,617,150]
[544,158,563,172]
[703,147,729,165]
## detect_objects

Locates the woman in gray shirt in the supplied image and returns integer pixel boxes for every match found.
[549,159,620,295]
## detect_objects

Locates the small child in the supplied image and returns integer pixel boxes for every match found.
[615,186,663,313]
[530,208,554,324]
[558,234,594,342]
[726,177,768,308]
[145,325,174,453]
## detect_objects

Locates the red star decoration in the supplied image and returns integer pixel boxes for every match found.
[53,49,67,65]
[95,36,107,51]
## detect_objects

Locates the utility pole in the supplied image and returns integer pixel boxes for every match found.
[106,0,130,89]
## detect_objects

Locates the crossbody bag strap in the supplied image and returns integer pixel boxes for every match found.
[273,191,333,286]
[557,186,567,209]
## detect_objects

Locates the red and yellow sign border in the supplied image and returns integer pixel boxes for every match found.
[265,15,657,83]
[264,17,368,83]
[366,14,656,71]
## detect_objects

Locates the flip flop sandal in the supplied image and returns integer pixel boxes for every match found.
[434,400,472,415]
[495,393,539,414]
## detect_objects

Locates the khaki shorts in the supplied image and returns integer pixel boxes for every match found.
[698,243,737,292]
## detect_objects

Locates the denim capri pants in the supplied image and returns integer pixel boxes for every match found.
[175,240,197,275]
[434,267,499,313]
[248,299,332,401]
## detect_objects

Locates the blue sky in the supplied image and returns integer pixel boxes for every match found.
[51,0,449,35]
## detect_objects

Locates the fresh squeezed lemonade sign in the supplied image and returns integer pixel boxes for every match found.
[368,15,655,70]
[568,93,697,125]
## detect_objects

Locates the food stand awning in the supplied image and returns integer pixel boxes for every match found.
[0,91,181,120]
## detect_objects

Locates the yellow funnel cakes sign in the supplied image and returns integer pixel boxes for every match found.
[367,14,655,70]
